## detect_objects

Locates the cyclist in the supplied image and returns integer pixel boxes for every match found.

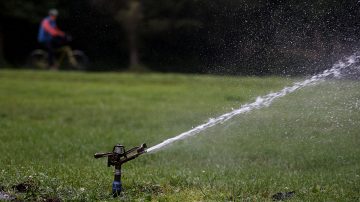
[38,9,66,70]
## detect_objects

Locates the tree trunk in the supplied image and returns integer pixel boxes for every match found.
[128,32,139,67]
[0,26,6,67]
[114,0,143,70]
[125,0,142,69]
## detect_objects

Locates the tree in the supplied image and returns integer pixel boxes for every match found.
[92,0,202,70]
[91,0,143,70]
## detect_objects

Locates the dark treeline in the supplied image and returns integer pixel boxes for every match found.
[1,0,360,75]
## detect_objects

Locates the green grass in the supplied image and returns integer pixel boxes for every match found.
[0,69,359,201]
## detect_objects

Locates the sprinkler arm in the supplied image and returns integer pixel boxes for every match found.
[94,152,113,159]
[94,143,147,166]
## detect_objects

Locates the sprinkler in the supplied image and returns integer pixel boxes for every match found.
[94,143,147,197]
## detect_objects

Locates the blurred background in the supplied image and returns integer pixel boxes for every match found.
[1,0,360,75]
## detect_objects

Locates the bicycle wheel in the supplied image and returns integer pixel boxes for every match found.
[27,49,49,69]
[72,50,89,71]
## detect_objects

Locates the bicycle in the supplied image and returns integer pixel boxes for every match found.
[27,36,89,70]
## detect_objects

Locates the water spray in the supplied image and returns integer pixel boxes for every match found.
[146,53,360,153]
[94,143,147,197]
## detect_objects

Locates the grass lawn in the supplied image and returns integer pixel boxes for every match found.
[0,69,359,201]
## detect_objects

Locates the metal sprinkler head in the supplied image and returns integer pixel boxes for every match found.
[94,143,147,197]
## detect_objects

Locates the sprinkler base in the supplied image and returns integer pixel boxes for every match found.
[112,180,122,197]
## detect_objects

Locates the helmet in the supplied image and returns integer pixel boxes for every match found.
[49,9,59,16]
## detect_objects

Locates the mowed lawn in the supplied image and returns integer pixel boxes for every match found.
[0,70,359,201]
